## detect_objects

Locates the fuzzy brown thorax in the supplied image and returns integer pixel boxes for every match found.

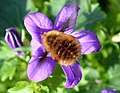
[42,30,81,66]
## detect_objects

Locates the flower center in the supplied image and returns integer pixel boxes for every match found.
[42,30,81,66]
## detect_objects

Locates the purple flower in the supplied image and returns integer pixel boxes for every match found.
[101,89,118,93]
[5,27,24,56]
[24,6,101,88]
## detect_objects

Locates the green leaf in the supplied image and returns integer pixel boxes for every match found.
[0,41,16,60]
[47,0,66,22]
[76,0,106,30]
[103,0,120,34]
[29,0,49,12]
[26,0,38,12]
[0,62,16,81]
[40,65,64,92]
[15,46,31,52]
[85,67,100,80]
[8,81,33,93]
[39,85,49,93]
[49,0,66,15]
[107,64,120,90]
[0,0,27,38]
[0,83,7,93]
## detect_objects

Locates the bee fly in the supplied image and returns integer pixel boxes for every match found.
[42,0,81,66]
[42,30,81,66]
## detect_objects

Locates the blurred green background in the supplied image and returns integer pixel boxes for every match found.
[0,0,120,93]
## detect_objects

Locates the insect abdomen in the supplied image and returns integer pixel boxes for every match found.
[42,30,81,66]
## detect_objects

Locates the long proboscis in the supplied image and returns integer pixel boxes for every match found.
[60,0,80,32]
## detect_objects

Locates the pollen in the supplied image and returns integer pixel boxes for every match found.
[42,30,81,66]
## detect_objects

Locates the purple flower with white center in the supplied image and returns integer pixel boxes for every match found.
[5,27,25,56]
[101,89,118,93]
[24,6,101,88]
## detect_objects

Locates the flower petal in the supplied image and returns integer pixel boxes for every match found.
[27,47,56,82]
[24,12,53,42]
[101,89,118,93]
[30,39,42,54]
[71,30,101,54]
[54,6,79,33]
[5,27,24,56]
[61,62,82,88]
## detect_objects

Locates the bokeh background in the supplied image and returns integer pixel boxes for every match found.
[0,0,120,93]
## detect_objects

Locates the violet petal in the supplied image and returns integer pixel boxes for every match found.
[30,39,42,54]
[24,12,53,43]
[54,6,79,33]
[71,30,101,54]
[61,62,82,88]
[27,47,56,82]
[101,89,118,93]
[5,27,24,56]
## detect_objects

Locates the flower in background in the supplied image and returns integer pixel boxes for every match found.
[101,89,118,93]
[24,6,101,88]
[5,27,25,56]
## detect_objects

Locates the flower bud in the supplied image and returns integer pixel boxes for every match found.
[5,27,25,56]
